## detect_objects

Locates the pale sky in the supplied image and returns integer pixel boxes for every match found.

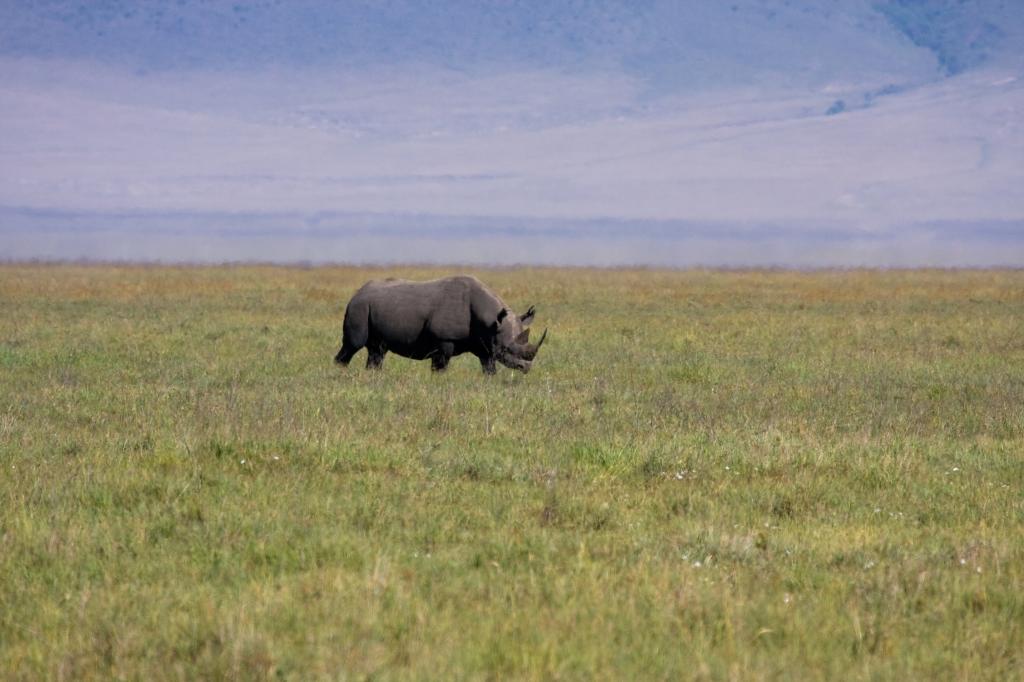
[2,1,1023,266]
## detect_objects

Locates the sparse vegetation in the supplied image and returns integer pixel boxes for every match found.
[1,264,1023,680]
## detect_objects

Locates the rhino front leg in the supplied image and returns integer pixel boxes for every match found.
[431,343,454,372]
[479,355,497,375]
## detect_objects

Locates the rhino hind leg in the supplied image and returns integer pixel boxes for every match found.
[337,298,370,366]
[334,342,360,366]
[365,341,386,369]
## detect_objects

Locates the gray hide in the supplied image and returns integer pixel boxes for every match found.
[334,275,546,373]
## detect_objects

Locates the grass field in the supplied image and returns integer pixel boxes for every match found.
[1,264,1023,680]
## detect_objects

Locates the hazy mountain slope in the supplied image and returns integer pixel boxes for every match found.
[877,0,1024,75]
[6,1,1017,88]
[1,1,1022,265]
[2,62,1020,223]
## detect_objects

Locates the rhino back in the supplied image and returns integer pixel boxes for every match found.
[358,277,493,344]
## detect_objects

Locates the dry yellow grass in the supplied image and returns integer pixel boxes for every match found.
[1,264,1023,680]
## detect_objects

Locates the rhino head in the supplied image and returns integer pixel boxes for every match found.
[493,305,547,373]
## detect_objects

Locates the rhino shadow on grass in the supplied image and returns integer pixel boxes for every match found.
[334,275,546,374]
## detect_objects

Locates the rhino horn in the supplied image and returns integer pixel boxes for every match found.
[521,328,547,360]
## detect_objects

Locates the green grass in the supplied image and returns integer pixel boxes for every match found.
[1,264,1023,680]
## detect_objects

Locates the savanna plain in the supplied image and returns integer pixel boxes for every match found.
[1,264,1022,681]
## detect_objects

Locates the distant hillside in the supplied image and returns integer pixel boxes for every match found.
[2,1,1021,88]
[876,0,1024,75]
[2,1,1021,266]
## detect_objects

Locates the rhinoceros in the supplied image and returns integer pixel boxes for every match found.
[334,275,547,373]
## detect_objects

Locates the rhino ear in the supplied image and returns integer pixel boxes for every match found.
[515,329,530,344]
[521,305,535,327]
